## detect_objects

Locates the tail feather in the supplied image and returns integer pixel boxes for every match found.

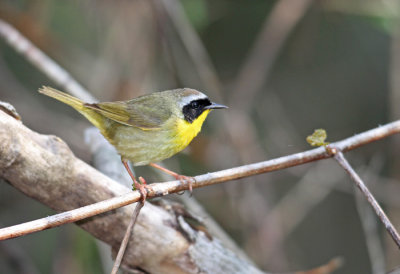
[38,86,85,111]
[38,86,105,130]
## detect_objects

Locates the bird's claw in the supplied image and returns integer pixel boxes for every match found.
[132,177,152,202]
[175,175,195,195]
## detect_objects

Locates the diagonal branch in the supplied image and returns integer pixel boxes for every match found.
[329,147,400,248]
[111,201,144,274]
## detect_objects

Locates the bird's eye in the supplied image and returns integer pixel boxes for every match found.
[191,101,199,109]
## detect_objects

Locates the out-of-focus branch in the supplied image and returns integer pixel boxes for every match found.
[0,236,40,274]
[0,19,96,102]
[230,0,314,109]
[157,0,221,96]
[296,257,343,274]
[354,184,385,273]
[260,161,344,260]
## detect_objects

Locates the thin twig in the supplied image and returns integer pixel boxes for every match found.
[329,146,400,248]
[111,201,144,274]
[1,119,400,240]
[0,19,96,102]
[354,185,386,273]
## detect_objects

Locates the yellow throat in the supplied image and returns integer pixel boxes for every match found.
[174,109,211,150]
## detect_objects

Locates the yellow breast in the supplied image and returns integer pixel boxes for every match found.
[173,109,211,151]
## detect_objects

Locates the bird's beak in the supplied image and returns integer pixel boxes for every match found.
[205,102,228,110]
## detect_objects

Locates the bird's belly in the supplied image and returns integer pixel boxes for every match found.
[104,112,208,166]
[111,125,185,166]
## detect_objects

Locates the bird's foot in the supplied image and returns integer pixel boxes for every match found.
[174,174,196,195]
[149,163,196,195]
[132,176,152,202]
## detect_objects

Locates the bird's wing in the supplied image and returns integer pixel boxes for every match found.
[84,96,172,130]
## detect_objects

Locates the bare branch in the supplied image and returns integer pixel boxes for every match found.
[111,201,144,274]
[0,19,96,102]
[354,185,385,273]
[329,147,400,248]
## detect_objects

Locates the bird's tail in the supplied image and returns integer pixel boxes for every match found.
[39,86,85,111]
[38,86,105,130]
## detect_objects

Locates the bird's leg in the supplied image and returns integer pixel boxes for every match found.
[149,163,195,194]
[122,160,150,202]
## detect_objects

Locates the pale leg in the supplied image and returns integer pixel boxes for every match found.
[149,163,195,193]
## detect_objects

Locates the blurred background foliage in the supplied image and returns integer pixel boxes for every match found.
[1,0,400,273]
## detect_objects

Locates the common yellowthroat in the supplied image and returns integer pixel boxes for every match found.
[39,86,227,200]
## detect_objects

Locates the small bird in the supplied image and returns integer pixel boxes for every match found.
[39,86,227,200]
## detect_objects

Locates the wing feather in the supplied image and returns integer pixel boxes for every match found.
[84,94,172,130]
